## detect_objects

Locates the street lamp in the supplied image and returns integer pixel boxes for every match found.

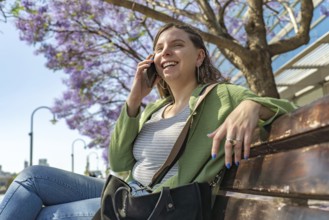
[86,151,99,171]
[29,106,57,166]
[71,138,87,172]
[85,151,100,177]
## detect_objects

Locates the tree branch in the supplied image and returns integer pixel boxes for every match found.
[145,0,202,23]
[268,0,313,56]
[104,0,250,60]
[216,0,235,38]
[0,7,6,22]
[105,0,192,25]
[280,0,298,33]
[245,0,268,50]
[196,0,222,34]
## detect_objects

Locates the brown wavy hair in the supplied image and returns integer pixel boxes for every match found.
[153,23,227,98]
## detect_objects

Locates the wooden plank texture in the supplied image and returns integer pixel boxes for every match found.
[211,96,329,219]
[250,95,329,157]
[220,143,329,199]
[211,196,329,220]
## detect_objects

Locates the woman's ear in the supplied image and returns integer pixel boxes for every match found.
[196,49,205,67]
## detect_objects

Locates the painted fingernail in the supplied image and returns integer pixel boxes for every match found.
[226,163,231,169]
[212,154,217,159]
[244,156,249,160]
[235,161,240,167]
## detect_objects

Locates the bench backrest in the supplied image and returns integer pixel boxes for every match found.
[212,95,329,220]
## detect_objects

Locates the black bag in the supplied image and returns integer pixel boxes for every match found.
[93,175,211,220]
[93,84,218,220]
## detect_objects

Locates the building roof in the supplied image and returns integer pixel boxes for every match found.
[275,31,329,99]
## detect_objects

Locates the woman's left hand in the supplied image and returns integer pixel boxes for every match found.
[207,100,261,169]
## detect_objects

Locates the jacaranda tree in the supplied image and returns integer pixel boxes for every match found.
[10,0,329,157]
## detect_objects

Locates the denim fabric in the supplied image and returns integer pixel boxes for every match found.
[128,180,150,197]
[0,165,104,220]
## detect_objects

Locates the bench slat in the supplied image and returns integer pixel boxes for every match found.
[251,95,329,157]
[211,196,329,220]
[212,96,329,218]
[220,143,329,199]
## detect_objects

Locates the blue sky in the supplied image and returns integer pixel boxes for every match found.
[0,20,104,175]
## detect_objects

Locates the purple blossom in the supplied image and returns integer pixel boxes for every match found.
[320,5,329,17]
[22,0,34,9]
[38,6,48,14]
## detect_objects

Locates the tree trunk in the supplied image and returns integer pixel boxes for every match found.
[242,50,280,98]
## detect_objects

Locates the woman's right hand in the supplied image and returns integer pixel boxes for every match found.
[126,55,159,117]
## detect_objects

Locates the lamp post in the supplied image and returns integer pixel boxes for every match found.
[85,151,100,177]
[86,151,99,172]
[29,106,57,166]
[71,138,87,172]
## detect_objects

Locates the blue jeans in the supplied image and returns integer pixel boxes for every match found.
[128,180,150,197]
[0,165,104,220]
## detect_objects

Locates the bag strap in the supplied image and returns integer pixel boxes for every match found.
[148,83,218,188]
[147,187,174,220]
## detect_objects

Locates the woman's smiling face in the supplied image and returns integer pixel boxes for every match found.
[153,27,204,85]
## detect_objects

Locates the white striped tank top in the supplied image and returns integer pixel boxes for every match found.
[132,103,190,186]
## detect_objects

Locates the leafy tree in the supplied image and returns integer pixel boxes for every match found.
[10,0,329,153]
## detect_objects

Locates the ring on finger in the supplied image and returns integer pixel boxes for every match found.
[226,138,241,146]
[226,138,237,146]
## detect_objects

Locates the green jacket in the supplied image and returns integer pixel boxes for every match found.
[109,83,296,192]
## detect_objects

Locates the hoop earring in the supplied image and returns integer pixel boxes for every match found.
[197,66,200,83]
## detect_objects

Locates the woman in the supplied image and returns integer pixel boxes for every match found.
[0,23,295,219]
[109,23,296,191]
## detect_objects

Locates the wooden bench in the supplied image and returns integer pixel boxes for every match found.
[212,95,329,219]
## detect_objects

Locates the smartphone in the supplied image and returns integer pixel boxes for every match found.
[144,62,157,88]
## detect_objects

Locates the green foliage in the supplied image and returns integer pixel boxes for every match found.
[11,2,27,16]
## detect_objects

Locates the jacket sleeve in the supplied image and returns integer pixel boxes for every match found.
[109,103,141,172]
[224,84,298,126]
[109,97,169,173]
